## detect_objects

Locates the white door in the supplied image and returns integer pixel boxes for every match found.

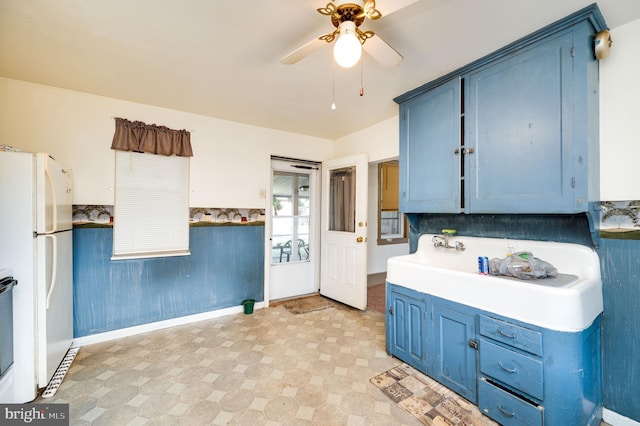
[320,154,368,310]
[269,159,319,300]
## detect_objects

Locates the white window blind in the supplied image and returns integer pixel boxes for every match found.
[113,150,190,259]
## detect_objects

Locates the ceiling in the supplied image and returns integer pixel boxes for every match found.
[2,0,640,140]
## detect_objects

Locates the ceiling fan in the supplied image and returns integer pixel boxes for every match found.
[280,0,417,68]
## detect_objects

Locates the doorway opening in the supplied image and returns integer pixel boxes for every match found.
[268,158,319,301]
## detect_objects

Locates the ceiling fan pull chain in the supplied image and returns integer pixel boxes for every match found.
[331,58,337,110]
[360,60,365,97]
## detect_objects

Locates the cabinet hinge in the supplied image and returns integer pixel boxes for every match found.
[468,339,479,350]
[571,177,576,188]
[570,47,575,57]
[388,306,393,315]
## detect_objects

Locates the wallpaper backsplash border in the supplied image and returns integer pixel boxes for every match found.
[599,200,640,240]
[73,205,265,224]
[72,201,639,238]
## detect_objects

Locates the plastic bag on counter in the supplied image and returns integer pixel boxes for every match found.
[489,251,558,280]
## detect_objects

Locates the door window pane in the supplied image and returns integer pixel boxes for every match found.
[329,166,356,233]
[272,171,311,264]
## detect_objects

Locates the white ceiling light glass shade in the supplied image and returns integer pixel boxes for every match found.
[333,21,362,68]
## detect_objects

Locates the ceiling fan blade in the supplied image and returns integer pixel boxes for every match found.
[363,34,403,67]
[280,37,327,65]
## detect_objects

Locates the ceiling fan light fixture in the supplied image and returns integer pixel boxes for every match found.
[333,21,362,68]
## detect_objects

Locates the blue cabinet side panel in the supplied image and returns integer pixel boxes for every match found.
[540,317,602,425]
[598,238,640,422]
[73,226,264,337]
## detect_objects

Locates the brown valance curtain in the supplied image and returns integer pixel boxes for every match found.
[111,117,193,157]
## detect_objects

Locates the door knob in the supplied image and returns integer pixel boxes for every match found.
[356,236,364,243]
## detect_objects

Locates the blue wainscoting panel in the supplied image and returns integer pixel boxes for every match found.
[73,225,264,337]
[598,238,640,422]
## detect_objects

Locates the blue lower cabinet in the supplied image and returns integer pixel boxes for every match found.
[479,313,602,426]
[385,284,602,425]
[428,300,477,402]
[386,284,427,372]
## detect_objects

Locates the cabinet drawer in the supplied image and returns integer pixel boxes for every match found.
[480,339,543,400]
[479,315,542,356]
[478,378,543,426]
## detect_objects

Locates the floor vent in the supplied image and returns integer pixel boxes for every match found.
[41,347,79,398]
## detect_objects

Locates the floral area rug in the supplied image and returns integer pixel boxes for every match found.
[370,364,498,426]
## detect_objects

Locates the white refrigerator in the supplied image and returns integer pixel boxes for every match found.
[0,151,73,403]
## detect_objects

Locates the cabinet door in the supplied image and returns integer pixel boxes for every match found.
[399,78,461,213]
[466,31,575,213]
[386,286,427,372]
[429,301,477,402]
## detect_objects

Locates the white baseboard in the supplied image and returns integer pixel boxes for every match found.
[604,408,640,426]
[71,302,265,347]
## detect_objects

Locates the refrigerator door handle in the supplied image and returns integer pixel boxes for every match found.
[44,234,58,310]
[44,161,58,234]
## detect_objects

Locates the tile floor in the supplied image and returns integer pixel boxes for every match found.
[40,302,424,425]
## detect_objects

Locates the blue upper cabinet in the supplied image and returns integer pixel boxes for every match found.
[467,32,574,213]
[395,5,606,215]
[399,78,461,212]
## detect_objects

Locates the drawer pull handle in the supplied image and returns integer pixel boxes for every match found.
[497,328,517,339]
[498,404,515,417]
[498,362,518,374]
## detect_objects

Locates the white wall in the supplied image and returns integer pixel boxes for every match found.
[334,115,399,162]
[600,18,640,200]
[0,77,334,208]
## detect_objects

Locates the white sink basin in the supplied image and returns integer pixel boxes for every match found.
[386,235,603,331]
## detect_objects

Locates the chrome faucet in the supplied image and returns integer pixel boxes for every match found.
[432,229,465,251]
[432,235,448,248]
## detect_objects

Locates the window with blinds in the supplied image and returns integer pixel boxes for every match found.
[112,150,190,259]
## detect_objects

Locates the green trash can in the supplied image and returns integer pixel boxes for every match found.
[242,299,255,314]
